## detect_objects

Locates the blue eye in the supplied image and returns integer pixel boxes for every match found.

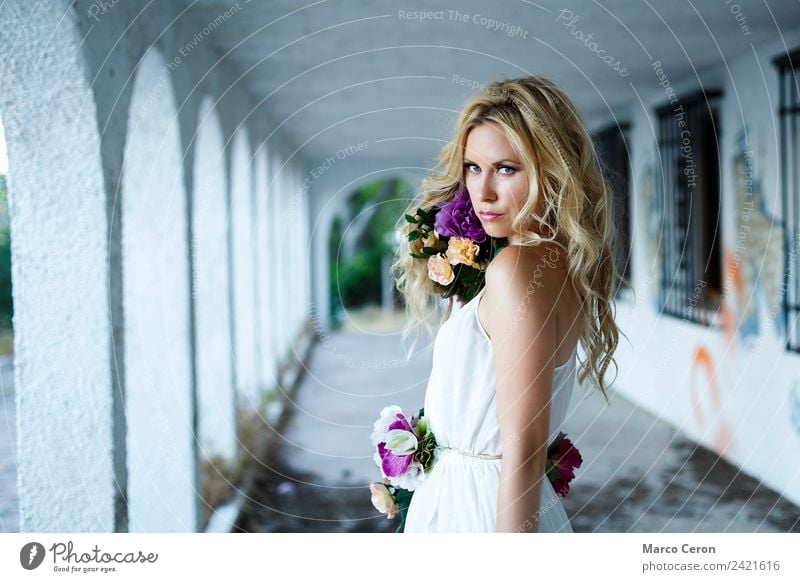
[463,163,516,175]
[464,163,480,174]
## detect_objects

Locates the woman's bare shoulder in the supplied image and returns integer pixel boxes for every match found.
[485,242,567,290]
[480,241,578,358]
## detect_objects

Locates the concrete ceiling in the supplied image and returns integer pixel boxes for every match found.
[178,0,800,195]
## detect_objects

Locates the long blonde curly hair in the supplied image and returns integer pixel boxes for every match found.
[390,74,624,402]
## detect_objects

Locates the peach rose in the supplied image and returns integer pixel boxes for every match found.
[445,236,480,268]
[427,253,455,286]
[369,482,400,519]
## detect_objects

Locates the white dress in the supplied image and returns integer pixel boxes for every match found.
[403,286,578,533]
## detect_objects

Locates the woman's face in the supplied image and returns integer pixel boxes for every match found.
[463,122,535,245]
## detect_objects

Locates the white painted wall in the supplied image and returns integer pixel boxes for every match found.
[193,96,237,462]
[122,46,197,532]
[610,30,800,507]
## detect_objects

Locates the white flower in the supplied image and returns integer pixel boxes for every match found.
[384,428,418,456]
[370,405,412,446]
[387,460,427,491]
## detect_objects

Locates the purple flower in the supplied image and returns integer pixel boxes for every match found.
[434,187,487,243]
[387,412,413,433]
[377,441,413,477]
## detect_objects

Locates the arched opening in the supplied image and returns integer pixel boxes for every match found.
[0,114,17,532]
[328,177,410,330]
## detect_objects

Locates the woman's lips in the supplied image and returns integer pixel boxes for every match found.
[479,212,503,222]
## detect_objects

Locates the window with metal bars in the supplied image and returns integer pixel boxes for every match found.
[654,90,723,326]
[594,122,632,295]
[774,48,800,353]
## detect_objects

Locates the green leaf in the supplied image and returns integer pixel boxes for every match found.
[391,487,414,533]
[407,230,420,241]
[404,213,417,223]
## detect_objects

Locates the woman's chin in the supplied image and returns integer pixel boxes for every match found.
[482,225,507,239]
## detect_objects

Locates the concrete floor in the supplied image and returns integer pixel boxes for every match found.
[2,308,798,533]
[237,308,800,533]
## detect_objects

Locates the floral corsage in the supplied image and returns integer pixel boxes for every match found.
[369,405,436,532]
[369,405,583,532]
[405,186,507,305]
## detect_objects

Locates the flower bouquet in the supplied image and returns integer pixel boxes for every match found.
[369,405,583,532]
[405,186,507,305]
[369,405,437,533]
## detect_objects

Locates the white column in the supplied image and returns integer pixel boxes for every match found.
[295,172,307,332]
[288,169,299,337]
[253,144,277,395]
[303,183,311,322]
[122,45,197,532]
[230,128,259,408]
[1,0,123,531]
[311,196,333,332]
[271,152,288,363]
[300,176,309,327]
[193,97,236,462]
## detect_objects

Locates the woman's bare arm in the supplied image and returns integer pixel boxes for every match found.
[484,244,562,533]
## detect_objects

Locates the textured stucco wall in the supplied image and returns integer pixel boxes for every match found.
[0,1,120,532]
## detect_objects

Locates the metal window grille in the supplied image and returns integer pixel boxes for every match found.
[655,90,723,326]
[774,48,800,353]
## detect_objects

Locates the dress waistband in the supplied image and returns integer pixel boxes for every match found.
[435,445,502,460]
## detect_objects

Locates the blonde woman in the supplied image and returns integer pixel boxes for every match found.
[392,75,622,533]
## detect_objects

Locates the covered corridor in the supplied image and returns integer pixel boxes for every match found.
[0,0,799,533]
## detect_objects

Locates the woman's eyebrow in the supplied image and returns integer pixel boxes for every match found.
[463,158,519,166]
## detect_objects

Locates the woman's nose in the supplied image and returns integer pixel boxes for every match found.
[476,176,497,201]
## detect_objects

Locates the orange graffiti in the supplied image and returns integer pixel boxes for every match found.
[690,345,735,458]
